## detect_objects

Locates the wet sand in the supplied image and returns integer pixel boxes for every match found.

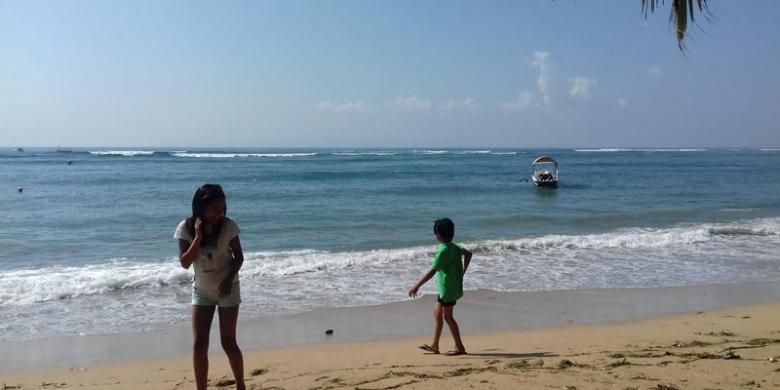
[2,282,780,389]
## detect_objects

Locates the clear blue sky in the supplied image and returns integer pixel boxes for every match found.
[1,0,778,148]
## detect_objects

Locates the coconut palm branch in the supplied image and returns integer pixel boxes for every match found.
[642,0,711,50]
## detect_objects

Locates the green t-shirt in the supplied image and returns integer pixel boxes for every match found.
[432,242,465,303]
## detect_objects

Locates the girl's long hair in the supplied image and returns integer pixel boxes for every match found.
[186,184,226,247]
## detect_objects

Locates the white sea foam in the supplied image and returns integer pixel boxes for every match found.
[2,217,779,342]
[574,148,631,152]
[3,218,777,307]
[638,148,707,152]
[455,150,492,154]
[332,151,397,156]
[410,150,516,155]
[171,152,318,158]
[0,259,192,306]
[413,150,448,154]
[575,148,706,153]
[89,150,155,156]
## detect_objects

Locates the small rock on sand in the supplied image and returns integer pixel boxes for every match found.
[250,368,267,376]
[214,379,235,386]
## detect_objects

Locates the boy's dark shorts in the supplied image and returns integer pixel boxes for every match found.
[437,295,457,307]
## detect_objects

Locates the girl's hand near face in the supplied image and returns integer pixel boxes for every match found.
[194,218,203,241]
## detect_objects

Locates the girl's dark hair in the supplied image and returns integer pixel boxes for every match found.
[433,218,455,242]
[186,184,226,246]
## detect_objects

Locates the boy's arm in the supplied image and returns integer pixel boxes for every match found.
[408,269,436,298]
[462,249,472,274]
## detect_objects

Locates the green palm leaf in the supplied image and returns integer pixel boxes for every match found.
[642,0,710,50]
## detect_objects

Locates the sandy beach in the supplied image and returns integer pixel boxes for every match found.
[3,283,780,389]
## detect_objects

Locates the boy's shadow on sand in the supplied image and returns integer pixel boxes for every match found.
[465,351,557,359]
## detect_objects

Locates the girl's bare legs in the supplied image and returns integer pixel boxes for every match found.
[219,306,245,390]
[192,305,216,390]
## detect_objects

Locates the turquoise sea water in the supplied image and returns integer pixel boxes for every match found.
[1,147,779,341]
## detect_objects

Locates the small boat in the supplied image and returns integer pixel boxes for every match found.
[531,156,559,187]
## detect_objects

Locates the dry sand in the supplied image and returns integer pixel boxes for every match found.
[2,302,779,390]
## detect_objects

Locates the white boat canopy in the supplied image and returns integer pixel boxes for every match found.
[532,156,557,165]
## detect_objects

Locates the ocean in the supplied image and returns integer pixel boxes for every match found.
[1,147,779,341]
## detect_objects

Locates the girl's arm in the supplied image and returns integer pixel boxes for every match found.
[408,269,436,298]
[226,236,245,280]
[463,249,473,274]
[178,219,203,269]
[219,235,244,297]
[178,238,202,269]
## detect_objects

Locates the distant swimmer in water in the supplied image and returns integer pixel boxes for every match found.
[17,187,23,193]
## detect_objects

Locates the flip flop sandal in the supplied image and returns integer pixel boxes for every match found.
[418,344,440,354]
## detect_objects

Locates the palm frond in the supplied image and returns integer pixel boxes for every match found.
[642,0,710,51]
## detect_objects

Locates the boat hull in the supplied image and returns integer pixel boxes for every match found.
[533,180,558,188]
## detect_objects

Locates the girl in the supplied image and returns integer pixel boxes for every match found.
[174,184,245,390]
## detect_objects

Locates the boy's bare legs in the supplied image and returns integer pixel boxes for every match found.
[193,305,216,390]
[442,306,466,353]
[218,306,246,390]
[431,302,444,351]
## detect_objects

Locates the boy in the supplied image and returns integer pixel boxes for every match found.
[408,218,472,356]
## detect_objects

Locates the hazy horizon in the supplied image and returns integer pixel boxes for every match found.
[4,146,779,151]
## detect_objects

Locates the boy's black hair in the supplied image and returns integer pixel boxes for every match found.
[433,218,455,242]
[186,184,226,246]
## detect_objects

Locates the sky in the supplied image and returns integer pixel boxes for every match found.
[1,0,779,148]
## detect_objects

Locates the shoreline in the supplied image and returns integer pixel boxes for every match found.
[3,299,779,389]
[2,281,780,373]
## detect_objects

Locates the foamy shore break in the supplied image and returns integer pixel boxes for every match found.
[2,281,779,389]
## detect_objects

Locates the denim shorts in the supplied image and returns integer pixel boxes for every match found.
[192,282,241,307]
